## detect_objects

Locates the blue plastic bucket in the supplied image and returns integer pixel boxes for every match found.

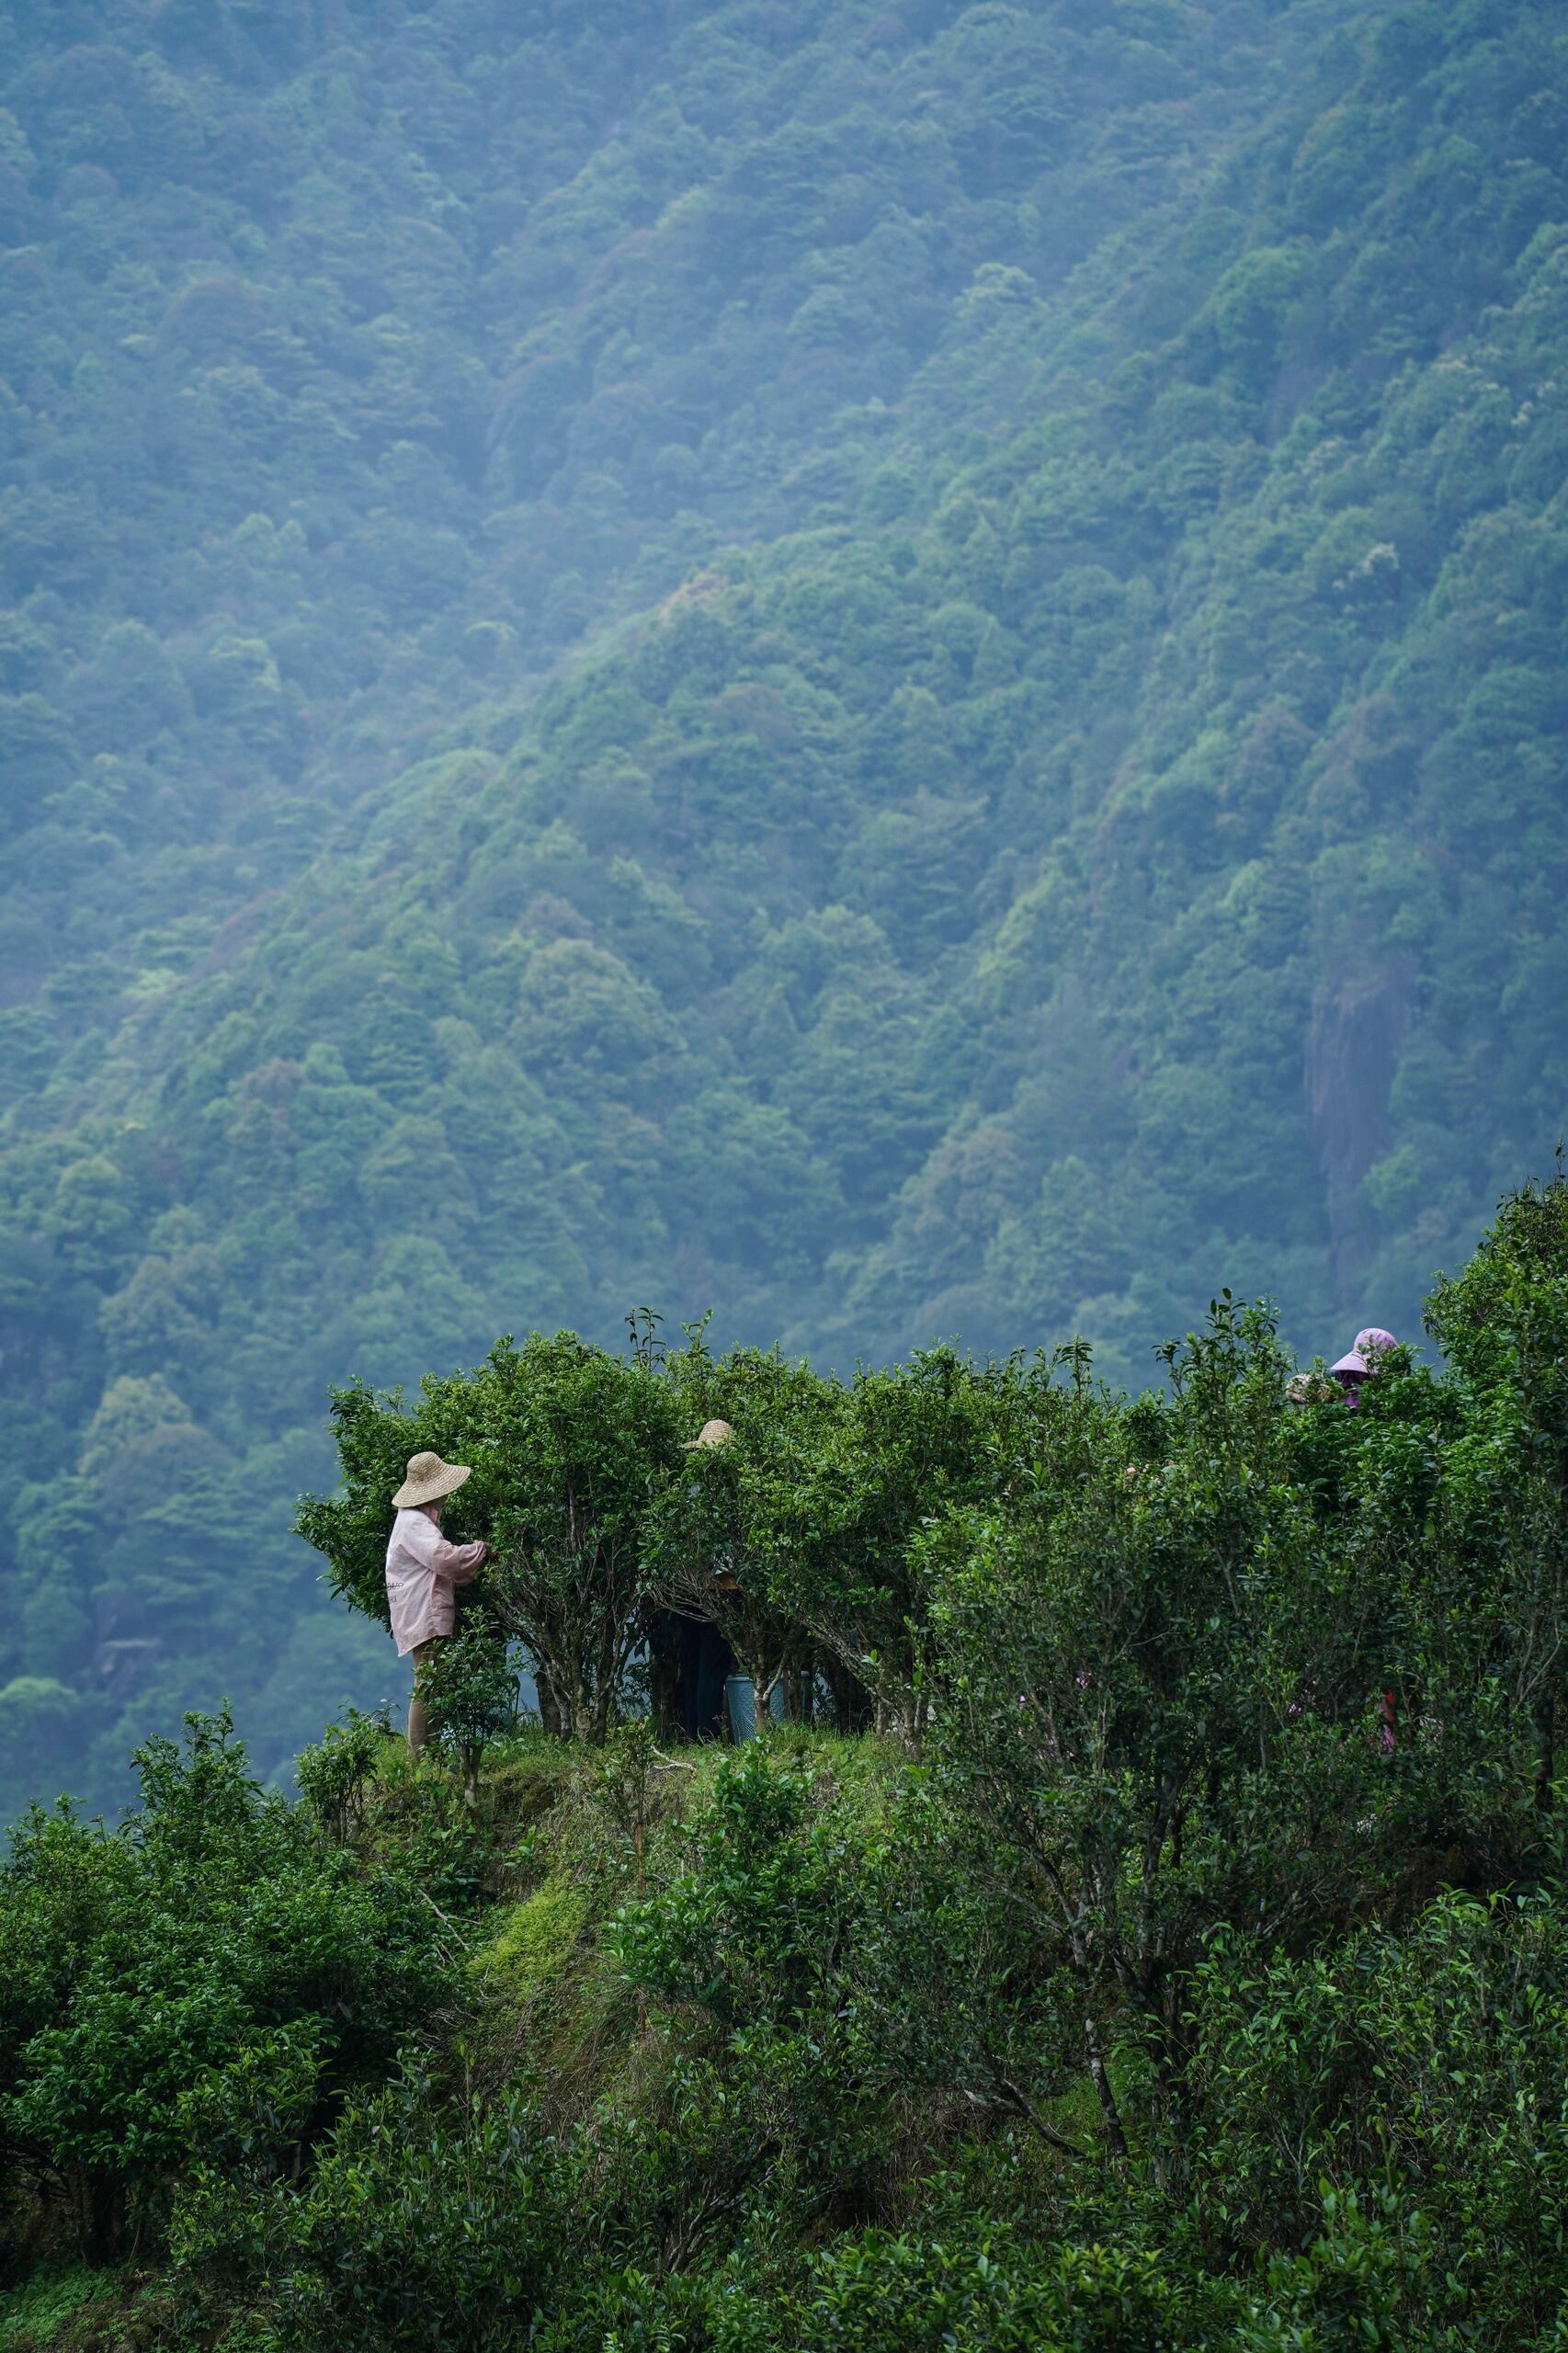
[725,1674,785,1743]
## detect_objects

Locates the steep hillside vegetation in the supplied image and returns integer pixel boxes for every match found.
[2,0,1566,1815]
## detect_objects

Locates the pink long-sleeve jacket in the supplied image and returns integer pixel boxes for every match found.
[384,1507,486,1655]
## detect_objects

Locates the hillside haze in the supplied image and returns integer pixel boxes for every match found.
[2,0,1566,1814]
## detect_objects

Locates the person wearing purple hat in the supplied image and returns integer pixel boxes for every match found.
[1329,1327,1401,1753]
[1330,1326,1398,1410]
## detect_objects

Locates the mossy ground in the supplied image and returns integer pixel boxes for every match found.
[473,1875,593,2004]
[0,2267,125,2351]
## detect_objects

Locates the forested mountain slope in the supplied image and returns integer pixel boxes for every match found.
[2,0,1566,1816]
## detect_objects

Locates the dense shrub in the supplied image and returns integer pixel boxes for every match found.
[175,2076,572,2353]
[0,1711,449,2264]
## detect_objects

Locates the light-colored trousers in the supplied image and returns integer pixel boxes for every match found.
[408,1637,442,1754]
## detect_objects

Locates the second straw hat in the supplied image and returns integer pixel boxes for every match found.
[682,1419,735,1450]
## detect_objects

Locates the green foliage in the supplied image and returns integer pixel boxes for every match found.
[0,1711,449,2265]
[0,2262,116,2351]
[175,2073,572,2353]
[749,1347,1044,1743]
[294,1707,393,1847]
[617,1742,825,2032]
[424,1624,522,1803]
[782,2229,1244,2351]
[1180,1895,1568,2339]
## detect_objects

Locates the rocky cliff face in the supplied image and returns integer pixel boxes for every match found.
[1306,958,1417,1297]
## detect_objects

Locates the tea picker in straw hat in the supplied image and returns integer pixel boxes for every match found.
[683,1419,735,1452]
[385,1450,490,1756]
[649,1418,737,1741]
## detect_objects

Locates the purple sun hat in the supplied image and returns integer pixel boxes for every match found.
[1331,1326,1398,1378]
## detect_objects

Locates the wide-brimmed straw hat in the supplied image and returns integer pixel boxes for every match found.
[393,1450,472,1508]
[1330,1326,1397,1380]
[682,1418,735,1451]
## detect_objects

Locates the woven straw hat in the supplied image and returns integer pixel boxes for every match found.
[682,1418,735,1451]
[393,1450,472,1509]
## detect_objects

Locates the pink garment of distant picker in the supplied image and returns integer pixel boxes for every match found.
[1331,1325,1398,1379]
[384,1506,485,1655]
